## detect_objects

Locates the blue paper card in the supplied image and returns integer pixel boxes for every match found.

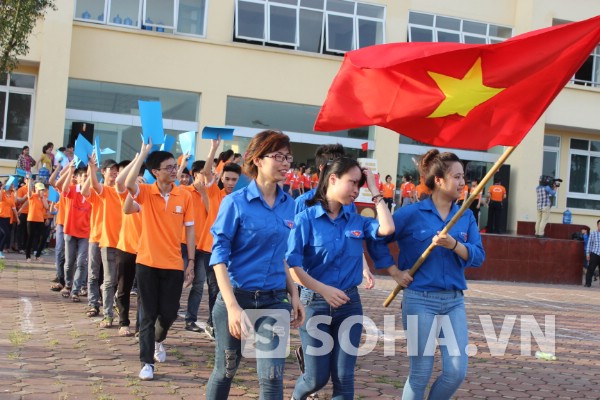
[161,135,176,153]
[202,126,234,141]
[233,173,252,192]
[55,150,69,168]
[101,147,116,155]
[15,168,27,177]
[143,169,156,184]
[138,101,165,145]
[5,175,17,189]
[178,131,196,170]
[48,186,60,203]
[94,136,101,167]
[74,135,94,167]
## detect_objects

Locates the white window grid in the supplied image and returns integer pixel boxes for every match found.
[407,11,512,44]
[73,0,208,37]
[571,44,600,87]
[0,73,35,149]
[235,0,386,54]
[567,138,600,203]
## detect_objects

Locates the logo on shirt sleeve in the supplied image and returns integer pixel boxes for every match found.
[460,232,468,242]
[350,230,362,237]
[284,220,295,229]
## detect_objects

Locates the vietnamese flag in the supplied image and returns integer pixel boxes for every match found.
[314,16,600,150]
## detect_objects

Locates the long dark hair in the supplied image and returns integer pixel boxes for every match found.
[306,157,365,212]
[419,149,461,190]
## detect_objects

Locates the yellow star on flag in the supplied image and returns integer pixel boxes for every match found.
[427,57,505,118]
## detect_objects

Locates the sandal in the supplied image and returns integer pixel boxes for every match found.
[50,283,64,292]
[79,289,88,297]
[60,287,71,298]
[86,307,99,317]
[118,326,133,337]
[71,294,80,303]
[99,317,113,328]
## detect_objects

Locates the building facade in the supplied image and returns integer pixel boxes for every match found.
[2,0,600,231]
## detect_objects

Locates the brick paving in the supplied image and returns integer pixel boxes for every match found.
[1,251,599,399]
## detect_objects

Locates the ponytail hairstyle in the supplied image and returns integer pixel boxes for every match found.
[419,149,461,190]
[306,156,365,212]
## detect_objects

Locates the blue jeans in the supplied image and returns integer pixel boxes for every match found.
[101,247,118,318]
[185,248,207,324]
[87,242,102,309]
[206,289,291,400]
[54,225,65,285]
[199,250,219,327]
[64,234,89,294]
[401,289,468,400]
[293,287,363,400]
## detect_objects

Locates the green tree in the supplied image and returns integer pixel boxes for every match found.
[0,0,57,74]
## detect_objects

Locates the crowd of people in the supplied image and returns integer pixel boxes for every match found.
[0,130,486,400]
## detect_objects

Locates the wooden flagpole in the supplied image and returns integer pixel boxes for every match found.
[383,146,516,307]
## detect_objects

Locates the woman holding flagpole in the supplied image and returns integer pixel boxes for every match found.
[373,149,484,399]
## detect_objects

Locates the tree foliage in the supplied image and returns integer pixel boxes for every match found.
[0,0,57,74]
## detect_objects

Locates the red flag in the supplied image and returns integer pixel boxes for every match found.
[361,142,368,151]
[314,16,600,150]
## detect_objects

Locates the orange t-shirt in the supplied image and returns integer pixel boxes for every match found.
[135,183,194,270]
[63,185,91,239]
[17,185,29,214]
[0,190,16,218]
[27,193,46,222]
[401,182,415,198]
[382,183,395,198]
[469,186,482,200]
[86,191,105,244]
[199,183,226,253]
[415,182,432,199]
[116,191,142,254]
[310,173,319,188]
[55,197,65,226]
[458,185,469,201]
[180,185,208,248]
[489,184,506,202]
[94,185,123,248]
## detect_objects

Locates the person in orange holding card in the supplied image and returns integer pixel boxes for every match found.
[125,142,195,382]
[83,157,123,328]
[0,179,19,259]
[24,178,49,262]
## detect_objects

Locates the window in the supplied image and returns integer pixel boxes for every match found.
[0,73,35,161]
[567,138,600,210]
[74,0,208,37]
[234,0,385,55]
[572,44,600,87]
[408,11,512,44]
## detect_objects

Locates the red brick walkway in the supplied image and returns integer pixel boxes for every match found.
[1,252,599,399]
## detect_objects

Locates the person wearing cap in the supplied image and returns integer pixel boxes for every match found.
[82,156,123,328]
[24,178,49,261]
[0,179,20,259]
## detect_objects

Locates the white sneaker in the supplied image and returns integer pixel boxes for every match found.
[139,363,154,380]
[154,342,166,363]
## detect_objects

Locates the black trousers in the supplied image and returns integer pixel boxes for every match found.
[136,263,183,365]
[488,201,503,233]
[26,221,45,259]
[199,250,220,327]
[0,217,11,251]
[585,253,600,286]
[17,213,28,250]
[116,249,137,327]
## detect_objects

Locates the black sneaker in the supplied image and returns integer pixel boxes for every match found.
[185,321,204,333]
[205,324,215,340]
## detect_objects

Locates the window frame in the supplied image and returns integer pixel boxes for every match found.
[542,134,560,207]
[567,138,600,209]
[0,73,36,158]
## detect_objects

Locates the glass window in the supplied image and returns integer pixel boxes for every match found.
[177,0,207,36]
[408,11,512,45]
[10,74,35,89]
[569,154,587,193]
[5,93,32,141]
[0,73,35,156]
[326,0,354,13]
[544,135,561,147]
[237,1,266,40]
[301,0,323,9]
[326,14,353,52]
[75,0,107,22]
[298,9,323,52]
[591,140,600,152]
[358,18,383,48]
[269,4,297,44]
[566,197,600,209]
[542,150,558,177]
[271,0,297,4]
[0,92,5,138]
[66,79,199,121]
[570,138,588,150]
[109,0,140,27]
[588,156,600,195]
[357,3,384,19]
[144,0,175,28]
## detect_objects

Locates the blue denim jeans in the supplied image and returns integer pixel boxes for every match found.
[401,289,468,400]
[101,247,118,318]
[64,234,89,294]
[184,248,207,324]
[87,242,102,309]
[206,289,291,400]
[293,287,363,400]
[54,224,65,284]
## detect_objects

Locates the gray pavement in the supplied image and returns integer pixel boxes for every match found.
[1,252,600,399]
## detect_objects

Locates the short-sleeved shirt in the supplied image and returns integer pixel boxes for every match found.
[286,203,381,290]
[55,197,65,225]
[27,193,46,222]
[93,185,123,248]
[116,191,142,254]
[0,190,16,218]
[382,183,395,198]
[489,184,506,202]
[63,185,91,239]
[134,182,194,270]
[17,186,29,214]
[458,185,469,201]
[401,182,415,198]
[209,180,295,291]
[86,191,105,244]
[180,185,208,249]
[198,183,226,253]
[294,188,357,215]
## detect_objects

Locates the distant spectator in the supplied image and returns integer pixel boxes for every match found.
[17,146,36,173]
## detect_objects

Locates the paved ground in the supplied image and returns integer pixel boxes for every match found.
[1,252,599,399]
